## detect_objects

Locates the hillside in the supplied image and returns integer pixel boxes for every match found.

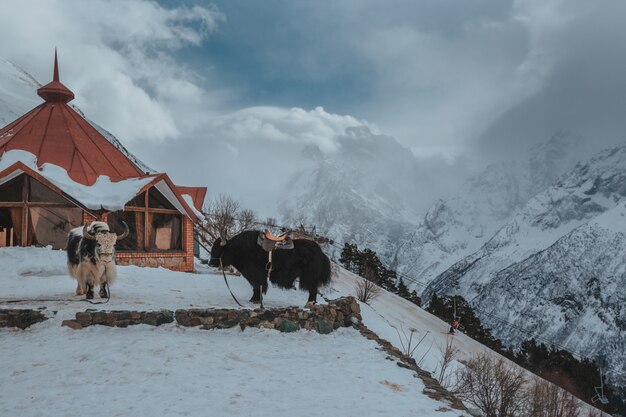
[394,133,584,285]
[424,146,626,388]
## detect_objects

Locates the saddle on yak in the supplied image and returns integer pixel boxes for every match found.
[257,229,294,251]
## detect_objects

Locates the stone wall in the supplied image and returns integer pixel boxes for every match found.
[176,297,360,333]
[61,297,361,334]
[0,309,48,329]
[62,310,174,329]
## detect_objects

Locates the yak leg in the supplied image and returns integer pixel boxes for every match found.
[249,275,269,304]
[99,283,108,298]
[86,283,94,299]
[75,266,89,296]
[305,288,318,307]
[250,286,262,304]
[75,281,85,296]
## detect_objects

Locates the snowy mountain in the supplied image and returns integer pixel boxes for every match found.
[424,145,626,387]
[395,134,584,285]
[0,59,41,125]
[279,126,425,262]
[472,203,626,388]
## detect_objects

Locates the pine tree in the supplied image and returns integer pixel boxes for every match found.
[396,278,410,299]
[409,290,421,306]
[339,243,359,274]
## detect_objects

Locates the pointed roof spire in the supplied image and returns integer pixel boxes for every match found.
[37,49,75,103]
[53,48,59,82]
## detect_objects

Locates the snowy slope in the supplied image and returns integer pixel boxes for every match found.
[424,145,626,387]
[0,247,464,417]
[470,203,626,387]
[0,247,606,416]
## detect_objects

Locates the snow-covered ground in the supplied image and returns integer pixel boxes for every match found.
[0,247,605,416]
[0,247,463,417]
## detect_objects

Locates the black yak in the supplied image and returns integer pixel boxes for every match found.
[209,230,331,306]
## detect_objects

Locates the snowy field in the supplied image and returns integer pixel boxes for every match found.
[0,247,464,417]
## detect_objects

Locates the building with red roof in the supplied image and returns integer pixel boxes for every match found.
[0,51,206,272]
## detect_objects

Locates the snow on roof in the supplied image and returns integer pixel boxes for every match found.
[182,193,205,220]
[0,149,153,211]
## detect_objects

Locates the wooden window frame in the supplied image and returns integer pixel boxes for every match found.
[0,175,76,246]
[116,188,185,253]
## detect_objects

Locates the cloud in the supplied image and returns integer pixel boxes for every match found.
[1,0,623,219]
[0,0,224,143]
[136,105,384,217]
[197,0,624,162]
[208,106,375,153]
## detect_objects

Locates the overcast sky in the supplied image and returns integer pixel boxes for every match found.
[0,0,624,215]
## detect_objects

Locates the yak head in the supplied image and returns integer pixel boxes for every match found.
[209,237,235,268]
[83,221,129,265]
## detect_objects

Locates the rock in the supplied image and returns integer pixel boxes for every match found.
[75,311,92,324]
[174,310,190,326]
[317,320,334,334]
[258,321,275,329]
[350,299,360,315]
[92,312,107,324]
[200,317,215,326]
[155,311,174,326]
[277,320,299,333]
[62,320,83,330]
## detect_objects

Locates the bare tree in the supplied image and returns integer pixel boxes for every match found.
[454,353,527,417]
[201,194,258,243]
[526,374,582,417]
[238,208,258,231]
[435,336,459,388]
[354,277,381,304]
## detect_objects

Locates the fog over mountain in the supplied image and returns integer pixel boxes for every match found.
[1,0,625,220]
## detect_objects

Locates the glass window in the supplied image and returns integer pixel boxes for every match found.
[148,188,176,210]
[0,175,24,202]
[28,177,69,204]
[147,213,182,250]
[29,207,83,249]
[126,192,146,207]
[108,210,144,251]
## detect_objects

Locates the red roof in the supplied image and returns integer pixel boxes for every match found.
[0,51,146,186]
[0,51,206,223]
[177,186,207,212]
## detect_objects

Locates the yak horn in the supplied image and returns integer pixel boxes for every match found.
[116,222,130,240]
[82,223,96,240]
